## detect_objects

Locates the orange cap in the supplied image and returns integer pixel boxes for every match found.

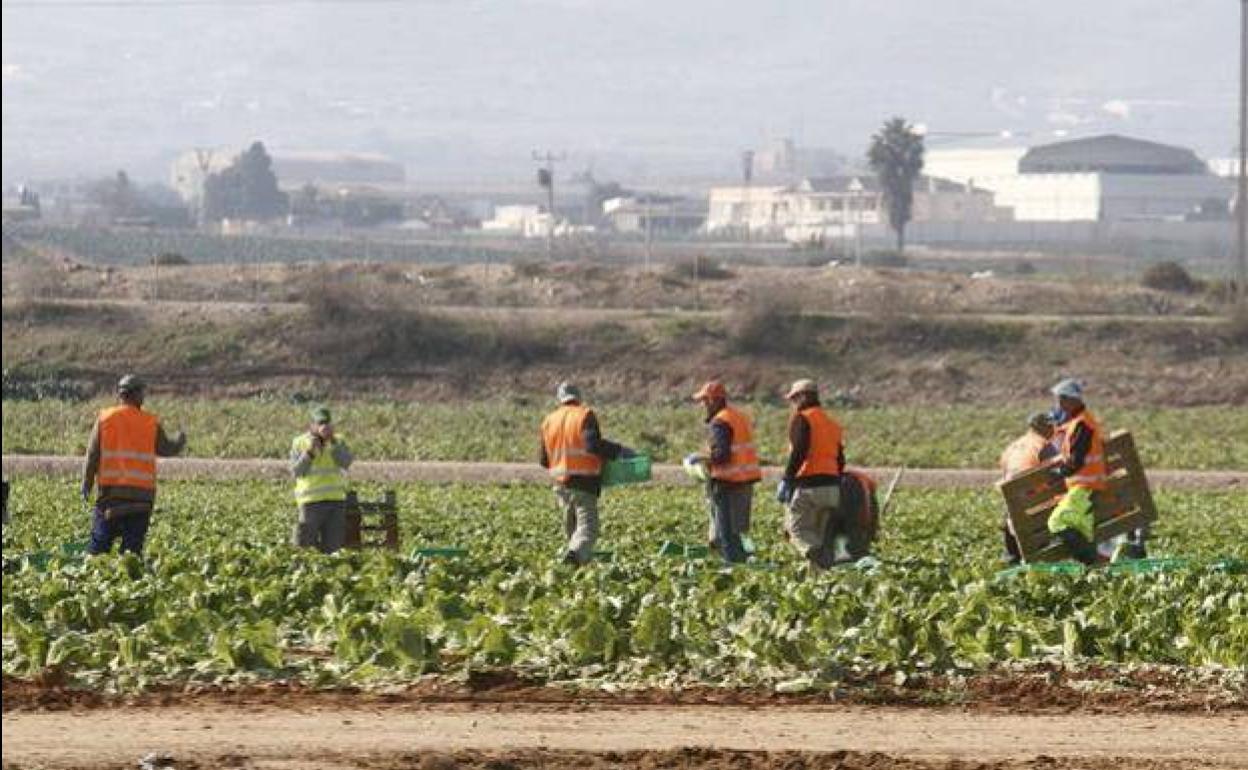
[692,380,727,402]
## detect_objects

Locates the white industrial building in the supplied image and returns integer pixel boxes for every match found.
[705,175,1003,242]
[926,134,1231,222]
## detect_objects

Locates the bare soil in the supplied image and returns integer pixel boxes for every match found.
[3,701,1246,769]
[3,455,1244,490]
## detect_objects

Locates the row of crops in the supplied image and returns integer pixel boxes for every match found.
[4,399,1246,470]
[3,223,530,266]
[3,479,1246,691]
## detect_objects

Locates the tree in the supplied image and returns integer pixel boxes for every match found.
[88,170,141,220]
[202,141,288,223]
[867,117,925,252]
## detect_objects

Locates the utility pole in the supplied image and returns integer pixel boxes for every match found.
[533,150,565,261]
[1238,0,1248,300]
[741,150,754,244]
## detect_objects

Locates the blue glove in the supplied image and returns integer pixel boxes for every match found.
[775,479,794,504]
[620,446,637,459]
[80,484,91,504]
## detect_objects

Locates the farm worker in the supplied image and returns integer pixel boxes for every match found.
[1047,379,1108,565]
[776,378,857,569]
[539,381,632,565]
[80,374,186,555]
[289,405,354,554]
[998,412,1058,565]
[690,380,762,564]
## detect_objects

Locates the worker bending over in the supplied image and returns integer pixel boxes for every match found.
[998,412,1058,564]
[1046,379,1108,565]
[691,380,762,563]
[81,375,186,555]
[776,379,861,569]
[539,382,633,565]
[290,405,353,553]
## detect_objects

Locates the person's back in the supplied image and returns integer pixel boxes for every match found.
[81,375,186,555]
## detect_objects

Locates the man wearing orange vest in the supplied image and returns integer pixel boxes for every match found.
[539,382,632,565]
[1047,379,1106,565]
[998,412,1058,565]
[80,375,186,555]
[777,378,855,569]
[690,380,762,564]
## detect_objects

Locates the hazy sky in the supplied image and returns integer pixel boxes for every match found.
[1,0,1238,186]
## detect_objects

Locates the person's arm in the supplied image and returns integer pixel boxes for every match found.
[290,436,316,477]
[837,443,846,474]
[81,420,101,497]
[783,414,810,481]
[330,439,353,469]
[582,412,623,460]
[155,423,187,457]
[708,420,732,465]
[1058,422,1092,477]
[539,435,550,469]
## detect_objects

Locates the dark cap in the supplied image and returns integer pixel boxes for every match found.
[117,374,145,394]
[309,406,332,424]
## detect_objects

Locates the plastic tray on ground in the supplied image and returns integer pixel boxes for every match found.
[601,455,652,487]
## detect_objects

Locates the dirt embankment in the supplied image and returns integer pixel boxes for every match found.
[4,250,1247,405]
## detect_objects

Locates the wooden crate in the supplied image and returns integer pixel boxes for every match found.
[998,430,1158,563]
[344,490,399,550]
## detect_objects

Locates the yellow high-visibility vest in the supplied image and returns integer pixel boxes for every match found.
[292,433,348,505]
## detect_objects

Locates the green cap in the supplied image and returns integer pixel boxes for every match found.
[309,406,332,424]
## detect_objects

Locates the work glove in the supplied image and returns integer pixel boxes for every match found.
[775,478,794,505]
[80,484,91,504]
[619,446,637,459]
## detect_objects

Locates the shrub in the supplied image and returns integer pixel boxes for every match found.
[862,250,909,268]
[667,256,734,281]
[1141,261,1201,293]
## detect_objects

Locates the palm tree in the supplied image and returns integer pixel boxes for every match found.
[868,117,925,253]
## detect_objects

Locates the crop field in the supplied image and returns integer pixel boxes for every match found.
[2,223,526,267]
[4,399,1246,470]
[4,477,1246,697]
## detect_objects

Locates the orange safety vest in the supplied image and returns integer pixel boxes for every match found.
[1062,409,1108,491]
[541,404,603,482]
[999,431,1049,480]
[708,406,762,483]
[97,405,159,490]
[794,406,843,478]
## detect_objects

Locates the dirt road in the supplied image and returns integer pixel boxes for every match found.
[3,454,1244,489]
[4,702,1246,770]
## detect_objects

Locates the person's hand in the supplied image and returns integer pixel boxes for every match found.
[619,446,637,459]
[775,479,794,504]
[80,484,91,504]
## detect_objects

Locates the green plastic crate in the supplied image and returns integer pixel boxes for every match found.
[601,455,652,487]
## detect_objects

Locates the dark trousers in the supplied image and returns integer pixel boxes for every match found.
[88,507,152,555]
[709,485,751,564]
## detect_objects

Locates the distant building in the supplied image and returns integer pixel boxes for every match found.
[704,185,790,237]
[171,148,406,203]
[926,134,1231,222]
[602,194,706,235]
[750,138,845,182]
[706,175,1003,242]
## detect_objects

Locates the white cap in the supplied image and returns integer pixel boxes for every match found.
[1051,378,1085,401]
